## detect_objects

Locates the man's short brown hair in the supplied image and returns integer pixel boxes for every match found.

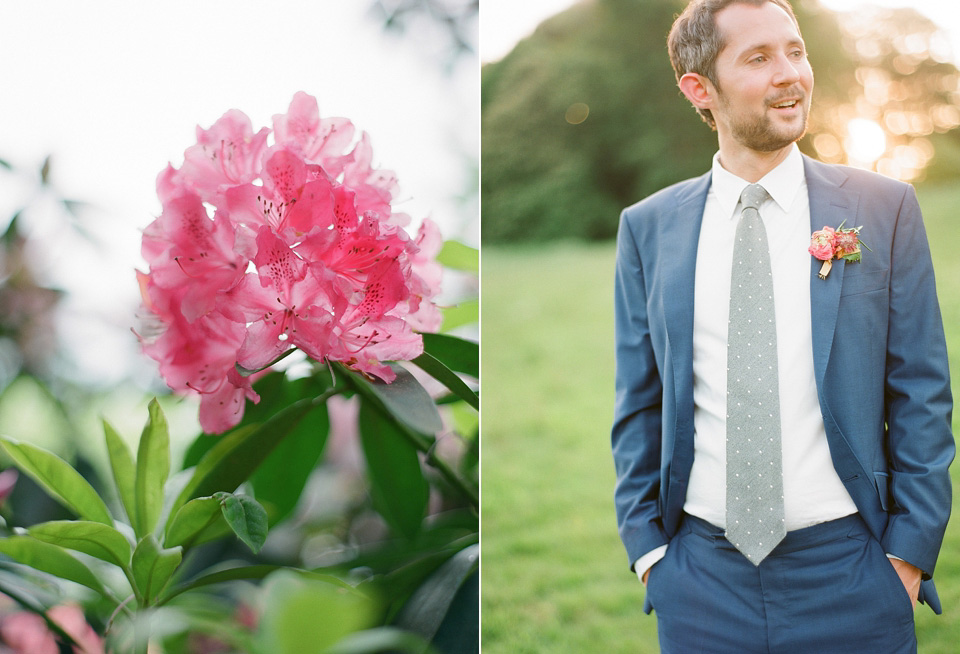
[667,0,801,127]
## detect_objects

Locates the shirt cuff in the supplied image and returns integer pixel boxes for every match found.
[886,553,926,575]
[634,545,669,583]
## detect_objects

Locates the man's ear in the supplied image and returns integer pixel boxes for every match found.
[678,73,715,111]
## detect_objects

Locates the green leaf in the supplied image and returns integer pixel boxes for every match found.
[395,543,479,644]
[0,438,112,525]
[235,347,298,376]
[40,155,52,185]
[159,564,352,605]
[181,431,221,471]
[217,492,268,554]
[358,400,429,539]
[164,495,229,550]
[249,376,331,525]
[28,520,131,568]
[135,399,170,538]
[326,627,436,654]
[257,570,378,654]
[410,351,479,410]
[61,198,89,217]
[439,299,478,332]
[170,424,255,514]
[0,536,106,595]
[0,572,82,649]
[169,397,318,523]
[160,564,289,605]
[0,569,56,612]
[359,530,478,606]
[340,525,477,580]
[2,212,21,246]
[132,534,182,604]
[346,364,442,436]
[437,240,478,273]
[368,544,477,624]
[421,332,479,378]
[164,492,267,553]
[181,372,299,470]
[103,419,138,527]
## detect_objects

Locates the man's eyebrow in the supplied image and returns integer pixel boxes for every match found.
[737,38,806,55]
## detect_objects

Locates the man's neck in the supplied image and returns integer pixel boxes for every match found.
[715,139,795,183]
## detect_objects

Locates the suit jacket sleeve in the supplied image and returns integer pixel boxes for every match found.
[612,206,670,568]
[879,184,954,577]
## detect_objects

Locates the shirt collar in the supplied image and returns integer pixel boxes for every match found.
[710,144,805,219]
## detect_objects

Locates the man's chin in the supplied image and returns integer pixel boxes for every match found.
[740,129,806,153]
[773,109,809,138]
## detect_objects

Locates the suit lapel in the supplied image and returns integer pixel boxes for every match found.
[663,159,858,407]
[803,156,861,387]
[661,171,711,477]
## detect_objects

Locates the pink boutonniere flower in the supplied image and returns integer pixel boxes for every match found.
[808,221,869,279]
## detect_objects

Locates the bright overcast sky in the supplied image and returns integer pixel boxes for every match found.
[0,1,477,387]
[481,0,960,63]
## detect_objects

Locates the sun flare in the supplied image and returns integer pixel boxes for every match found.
[845,118,887,165]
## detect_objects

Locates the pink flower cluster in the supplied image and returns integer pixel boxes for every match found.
[808,226,837,261]
[138,92,443,433]
[808,225,862,262]
[0,603,103,654]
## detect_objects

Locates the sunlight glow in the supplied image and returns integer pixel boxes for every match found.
[565,102,590,124]
[845,118,887,165]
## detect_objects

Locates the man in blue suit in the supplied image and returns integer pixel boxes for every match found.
[611,1,954,652]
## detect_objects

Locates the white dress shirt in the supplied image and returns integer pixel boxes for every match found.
[635,145,858,581]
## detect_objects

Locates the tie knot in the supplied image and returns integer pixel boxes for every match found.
[740,183,769,212]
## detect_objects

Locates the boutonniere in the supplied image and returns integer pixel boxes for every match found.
[808,221,870,279]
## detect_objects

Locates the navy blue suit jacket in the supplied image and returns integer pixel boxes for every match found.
[612,155,954,612]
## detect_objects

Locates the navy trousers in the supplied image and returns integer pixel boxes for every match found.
[644,514,917,654]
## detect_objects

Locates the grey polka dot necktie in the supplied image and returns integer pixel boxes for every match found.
[725,183,786,566]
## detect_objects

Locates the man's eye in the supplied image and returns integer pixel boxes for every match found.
[752,55,766,63]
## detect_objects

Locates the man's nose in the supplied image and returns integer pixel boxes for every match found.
[772,55,801,85]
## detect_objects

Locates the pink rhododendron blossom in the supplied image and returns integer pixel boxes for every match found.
[47,604,104,654]
[0,611,58,654]
[808,226,836,261]
[137,93,443,433]
[0,468,17,506]
[179,109,270,203]
[406,219,445,332]
[0,604,103,654]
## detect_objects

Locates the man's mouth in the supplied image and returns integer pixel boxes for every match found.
[771,99,801,110]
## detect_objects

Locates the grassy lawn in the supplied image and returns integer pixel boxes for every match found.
[480,182,960,653]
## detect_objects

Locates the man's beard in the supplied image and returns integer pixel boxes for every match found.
[720,93,809,152]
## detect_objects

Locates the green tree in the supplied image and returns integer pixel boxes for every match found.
[481,0,957,243]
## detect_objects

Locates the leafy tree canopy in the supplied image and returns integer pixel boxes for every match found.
[482,0,960,243]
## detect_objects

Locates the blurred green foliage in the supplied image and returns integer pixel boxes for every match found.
[481,0,960,243]
[0,337,479,652]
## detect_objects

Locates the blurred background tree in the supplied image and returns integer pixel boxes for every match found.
[0,156,109,526]
[0,162,65,390]
[372,0,479,68]
[481,0,960,243]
